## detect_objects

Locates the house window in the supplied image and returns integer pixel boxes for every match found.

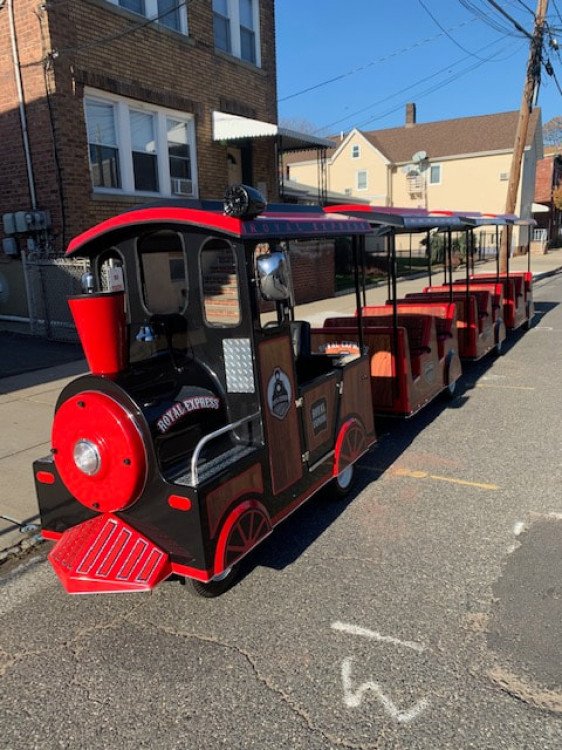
[86,101,121,189]
[84,89,198,197]
[351,145,360,159]
[107,0,187,34]
[167,119,193,196]
[130,110,159,192]
[429,164,441,185]
[357,170,368,190]
[213,0,231,52]
[213,0,261,66]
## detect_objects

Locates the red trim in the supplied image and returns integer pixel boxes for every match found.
[170,562,213,583]
[36,471,55,485]
[271,474,330,525]
[214,499,271,575]
[168,495,192,511]
[42,529,63,541]
[66,207,371,256]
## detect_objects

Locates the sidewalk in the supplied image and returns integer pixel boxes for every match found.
[1,249,561,561]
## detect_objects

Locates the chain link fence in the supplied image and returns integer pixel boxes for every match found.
[22,252,90,341]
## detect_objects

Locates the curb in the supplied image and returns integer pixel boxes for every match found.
[0,532,44,565]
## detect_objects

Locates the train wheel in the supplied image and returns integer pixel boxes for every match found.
[333,420,366,498]
[444,378,457,400]
[189,566,239,598]
[334,463,355,497]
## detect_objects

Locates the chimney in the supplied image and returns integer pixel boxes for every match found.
[405,102,416,127]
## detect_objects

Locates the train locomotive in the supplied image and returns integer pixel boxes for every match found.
[33,186,377,596]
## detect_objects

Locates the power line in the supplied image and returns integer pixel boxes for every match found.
[458,0,526,36]
[510,0,535,14]
[552,0,562,24]
[278,18,479,102]
[355,38,520,130]
[313,34,522,135]
[52,0,191,57]
[482,0,534,38]
[417,0,507,60]
[314,33,514,134]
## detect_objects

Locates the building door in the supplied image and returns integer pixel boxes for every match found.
[227,148,243,185]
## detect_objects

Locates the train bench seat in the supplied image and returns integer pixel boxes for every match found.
[423,287,492,332]
[374,302,457,359]
[323,312,434,379]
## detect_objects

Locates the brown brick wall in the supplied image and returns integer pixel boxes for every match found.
[535,156,554,204]
[290,240,335,305]
[1,0,278,251]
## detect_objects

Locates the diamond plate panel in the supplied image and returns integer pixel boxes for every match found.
[223,338,255,393]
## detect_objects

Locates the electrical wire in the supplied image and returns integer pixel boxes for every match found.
[52,0,192,56]
[314,33,520,135]
[417,0,507,60]
[279,17,479,102]
[482,0,534,38]
[355,38,520,130]
[458,0,526,37]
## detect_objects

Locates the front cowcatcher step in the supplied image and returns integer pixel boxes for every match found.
[48,514,172,594]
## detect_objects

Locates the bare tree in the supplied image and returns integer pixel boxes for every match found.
[543,116,562,148]
[279,117,321,134]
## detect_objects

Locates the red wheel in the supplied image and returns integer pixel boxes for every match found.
[214,501,271,574]
[333,420,367,496]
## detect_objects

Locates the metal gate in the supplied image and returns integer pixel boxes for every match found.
[22,252,90,341]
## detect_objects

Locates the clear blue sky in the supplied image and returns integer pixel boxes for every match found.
[275,0,561,135]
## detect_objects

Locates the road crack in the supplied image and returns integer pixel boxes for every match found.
[141,618,385,750]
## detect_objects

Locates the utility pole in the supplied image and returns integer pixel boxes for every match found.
[500,0,549,271]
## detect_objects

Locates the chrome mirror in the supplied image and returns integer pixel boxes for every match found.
[256,251,292,302]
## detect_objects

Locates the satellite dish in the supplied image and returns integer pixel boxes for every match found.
[412,150,427,164]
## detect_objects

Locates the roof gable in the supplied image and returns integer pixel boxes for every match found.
[362,110,540,163]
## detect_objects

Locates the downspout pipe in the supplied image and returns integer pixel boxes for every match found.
[8,0,37,210]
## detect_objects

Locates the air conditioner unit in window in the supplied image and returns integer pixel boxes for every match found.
[171,178,193,196]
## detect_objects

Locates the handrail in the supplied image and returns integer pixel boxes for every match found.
[190,411,261,485]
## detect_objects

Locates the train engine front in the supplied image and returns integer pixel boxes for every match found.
[34,195,267,595]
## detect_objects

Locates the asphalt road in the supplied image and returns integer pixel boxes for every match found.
[2,275,562,749]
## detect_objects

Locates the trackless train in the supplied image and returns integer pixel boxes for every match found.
[33,186,534,596]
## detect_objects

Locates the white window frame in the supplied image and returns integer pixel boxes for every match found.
[84,88,198,199]
[106,0,189,35]
[356,170,368,191]
[429,163,442,185]
[351,144,360,159]
[213,0,261,67]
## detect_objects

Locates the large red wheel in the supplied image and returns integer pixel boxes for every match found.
[333,419,367,496]
[214,500,272,574]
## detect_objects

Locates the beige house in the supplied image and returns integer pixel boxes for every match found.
[285,104,543,249]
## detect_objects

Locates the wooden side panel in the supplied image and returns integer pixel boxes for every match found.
[258,336,303,495]
[206,464,264,539]
[301,373,338,464]
[340,357,376,439]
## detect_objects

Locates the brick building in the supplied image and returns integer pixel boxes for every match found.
[533,151,562,245]
[0,0,332,325]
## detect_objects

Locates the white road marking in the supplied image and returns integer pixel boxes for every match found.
[331,621,426,652]
[341,658,429,722]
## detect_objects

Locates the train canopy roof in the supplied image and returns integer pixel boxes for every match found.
[329,204,532,232]
[66,201,372,257]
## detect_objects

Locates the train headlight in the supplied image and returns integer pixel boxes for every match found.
[73,439,101,476]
